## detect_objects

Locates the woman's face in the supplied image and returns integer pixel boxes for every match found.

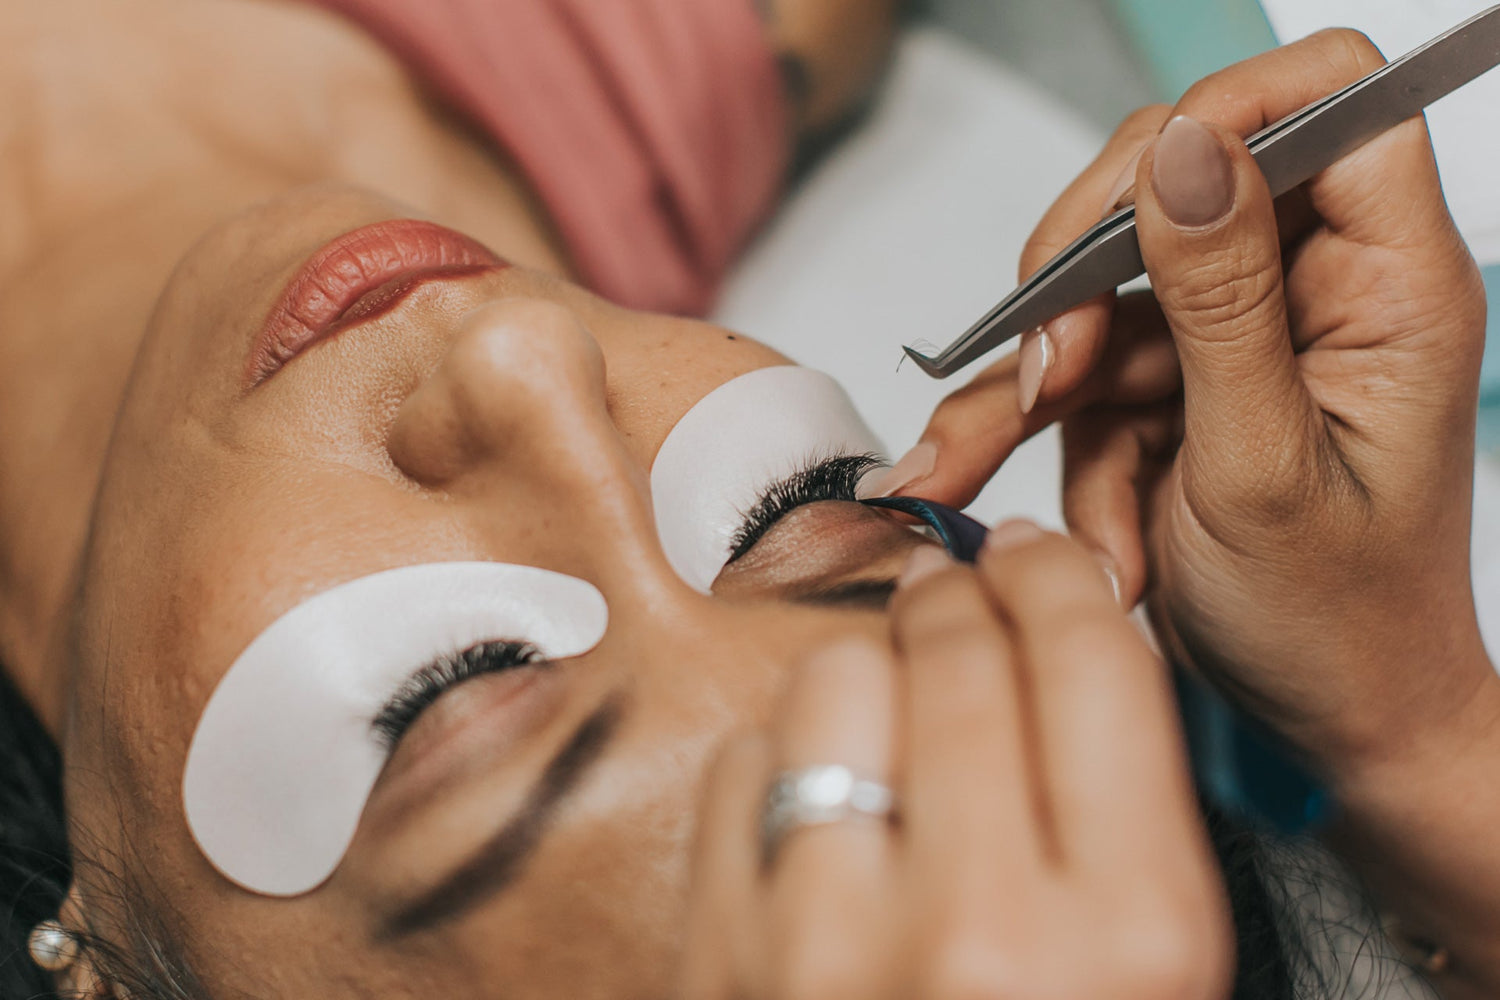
[64,186,936,996]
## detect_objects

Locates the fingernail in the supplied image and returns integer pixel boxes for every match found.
[1017,327,1053,415]
[1151,116,1235,228]
[858,441,938,499]
[981,518,1044,555]
[898,545,951,588]
[1101,144,1147,215]
[1094,552,1123,607]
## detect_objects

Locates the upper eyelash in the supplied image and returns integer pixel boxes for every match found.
[727,452,884,563]
[372,640,544,750]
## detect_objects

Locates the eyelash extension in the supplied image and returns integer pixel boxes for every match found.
[727,452,884,564]
[372,640,544,750]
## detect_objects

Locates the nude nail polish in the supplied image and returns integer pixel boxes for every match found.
[1151,116,1235,227]
[981,519,1044,554]
[1101,144,1147,214]
[858,441,938,499]
[1017,327,1053,415]
[1096,556,1123,606]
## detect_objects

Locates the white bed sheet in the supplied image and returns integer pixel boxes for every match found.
[716,25,1500,659]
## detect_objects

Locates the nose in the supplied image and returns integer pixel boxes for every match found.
[386,298,675,599]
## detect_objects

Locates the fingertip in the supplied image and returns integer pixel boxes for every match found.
[883,423,1004,509]
[858,441,938,499]
[897,545,953,589]
[1059,429,1150,608]
[1092,550,1124,608]
[979,518,1046,558]
[1017,328,1052,415]
[1149,115,1237,229]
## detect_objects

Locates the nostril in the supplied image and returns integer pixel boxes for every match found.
[387,360,472,485]
[386,296,611,485]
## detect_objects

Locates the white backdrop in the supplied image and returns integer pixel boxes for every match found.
[1259,0,1500,266]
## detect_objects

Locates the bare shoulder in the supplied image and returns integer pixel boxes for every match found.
[760,0,903,135]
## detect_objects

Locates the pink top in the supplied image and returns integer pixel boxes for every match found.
[311,0,789,316]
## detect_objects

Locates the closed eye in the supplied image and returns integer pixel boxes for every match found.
[372,640,544,750]
[726,453,883,563]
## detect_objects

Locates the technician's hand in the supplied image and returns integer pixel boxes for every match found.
[891,30,1497,767]
[889,34,1500,993]
[678,529,1231,1000]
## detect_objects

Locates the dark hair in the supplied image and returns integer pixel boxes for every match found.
[1,665,71,997]
[3,660,1414,1000]
[0,666,205,999]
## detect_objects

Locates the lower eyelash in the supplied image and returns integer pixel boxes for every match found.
[372,640,543,749]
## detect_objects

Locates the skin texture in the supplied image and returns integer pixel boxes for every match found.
[0,1,964,996]
[62,186,944,997]
[898,30,1500,997]
[0,3,1474,996]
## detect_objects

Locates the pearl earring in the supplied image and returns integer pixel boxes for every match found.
[27,919,78,972]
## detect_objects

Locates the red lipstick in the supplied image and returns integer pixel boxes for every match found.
[247,220,508,386]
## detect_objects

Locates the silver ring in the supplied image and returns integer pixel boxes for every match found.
[760,764,895,864]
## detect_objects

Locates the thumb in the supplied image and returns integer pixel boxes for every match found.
[1134,116,1322,510]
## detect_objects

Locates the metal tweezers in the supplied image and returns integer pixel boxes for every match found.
[906,4,1500,379]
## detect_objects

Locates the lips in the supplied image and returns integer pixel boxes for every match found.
[247,220,509,386]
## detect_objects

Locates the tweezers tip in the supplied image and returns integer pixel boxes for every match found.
[902,345,951,379]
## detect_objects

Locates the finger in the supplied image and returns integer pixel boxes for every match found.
[765,638,898,1000]
[1016,104,1175,409]
[974,530,1204,872]
[1060,410,1146,607]
[1173,29,1481,361]
[679,733,774,1000]
[889,550,1042,872]
[889,296,1181,506]
[1134,116,1326,520]
[1171,28,1389,139]
[1060,398,1182,606]
[1090,293,1182,404]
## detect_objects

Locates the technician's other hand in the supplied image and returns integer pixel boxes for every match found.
[679,530,1231,1000]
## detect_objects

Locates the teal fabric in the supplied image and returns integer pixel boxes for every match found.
[1108,0,1279,99]
[1481,268,1500,453]
[1484,267,1500,390]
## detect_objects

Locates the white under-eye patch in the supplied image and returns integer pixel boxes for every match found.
[650,366,885,592]
[182,562,607,896]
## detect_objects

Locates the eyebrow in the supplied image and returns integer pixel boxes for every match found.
[378,694,626,940]
[789,577,899,610]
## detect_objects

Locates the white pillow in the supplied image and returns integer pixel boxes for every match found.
[715,27,1102,529]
